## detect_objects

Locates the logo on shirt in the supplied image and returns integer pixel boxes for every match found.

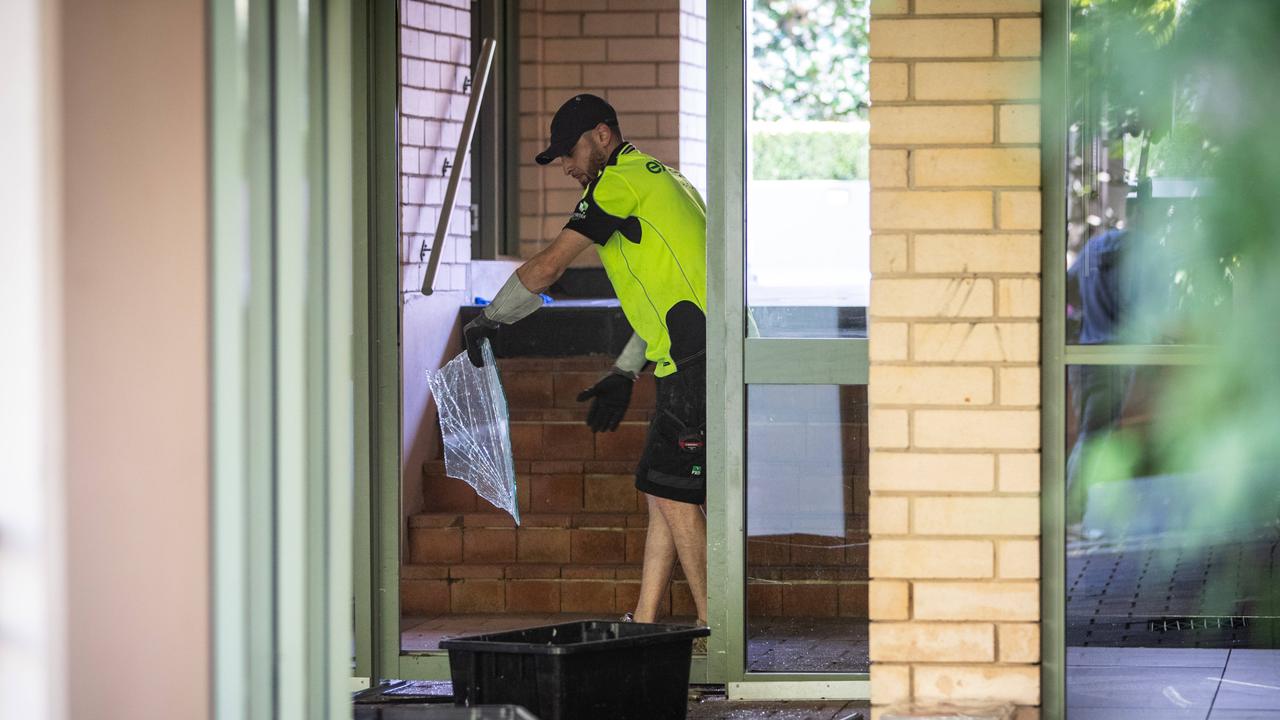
[571,199,588,221]
[645,161,664,174]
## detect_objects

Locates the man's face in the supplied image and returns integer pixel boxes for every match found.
[559,126,609,188]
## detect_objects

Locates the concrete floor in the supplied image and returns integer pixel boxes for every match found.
[358,702,867,720]
[1068,647,1280,719]
[357,685,867,720]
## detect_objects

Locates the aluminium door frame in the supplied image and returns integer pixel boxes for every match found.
[356,1,871,696]
[707,0,870,700]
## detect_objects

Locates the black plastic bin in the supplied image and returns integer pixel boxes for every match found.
[440,620,709,720]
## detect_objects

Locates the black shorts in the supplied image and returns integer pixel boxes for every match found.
[635,360,706,505]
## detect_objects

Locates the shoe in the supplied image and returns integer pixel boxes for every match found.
[691,619,708,655]
[620,612,635,623]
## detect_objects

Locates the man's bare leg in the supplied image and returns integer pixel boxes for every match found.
[653,496,707,623]
[633,494,677,622]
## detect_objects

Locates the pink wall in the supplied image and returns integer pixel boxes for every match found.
[60,0,211,717]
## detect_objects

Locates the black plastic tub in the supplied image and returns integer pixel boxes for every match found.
[440,620,709,720]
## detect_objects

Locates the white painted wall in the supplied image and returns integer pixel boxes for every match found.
[0,1,65,718]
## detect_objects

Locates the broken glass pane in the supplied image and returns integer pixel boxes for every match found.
[427,341,520,524]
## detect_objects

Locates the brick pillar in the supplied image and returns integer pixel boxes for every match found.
[866,1,1042,717]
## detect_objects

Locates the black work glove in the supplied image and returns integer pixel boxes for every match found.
[576,371,634,432]
[463,314,501,367]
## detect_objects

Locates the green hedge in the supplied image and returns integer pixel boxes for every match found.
[751,122,869,180]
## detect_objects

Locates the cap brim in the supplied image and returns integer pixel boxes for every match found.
[535,139,574,165]
[534,146,559,165]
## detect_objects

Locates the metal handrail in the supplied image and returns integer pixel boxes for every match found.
[421,37,496,295]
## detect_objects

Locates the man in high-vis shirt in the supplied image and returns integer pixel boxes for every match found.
[463,94,708,630]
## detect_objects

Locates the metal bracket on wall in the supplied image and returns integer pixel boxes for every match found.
[420,38,495,295]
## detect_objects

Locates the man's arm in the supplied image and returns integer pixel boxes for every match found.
[463,228,594,366]
[577,332,647,432]
[516,227,595,293]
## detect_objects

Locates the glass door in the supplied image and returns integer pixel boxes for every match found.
[1043,2,1280,717]
[707,0,871,700]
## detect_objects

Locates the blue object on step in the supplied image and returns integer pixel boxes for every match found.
[472,295,554,306]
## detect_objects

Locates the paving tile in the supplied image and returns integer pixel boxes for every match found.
[1066,708,1207,720]
[1229,650,1280,672]
[1208,711,1280,719]
[1068,665,1222,710]
[1068,646,1230,668]
[1211,672,1280,711]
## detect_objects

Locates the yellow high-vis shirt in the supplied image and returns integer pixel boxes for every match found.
[564,142,707,377]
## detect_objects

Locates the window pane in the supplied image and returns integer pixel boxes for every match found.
[747,1,870,339]
[746,384,869,673]
[1065,3,1234,345]
[1065,364,1280,713]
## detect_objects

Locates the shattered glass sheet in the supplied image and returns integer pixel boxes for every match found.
[427,341,520,524]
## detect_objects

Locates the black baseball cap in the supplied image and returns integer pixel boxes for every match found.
[535,94,620,165]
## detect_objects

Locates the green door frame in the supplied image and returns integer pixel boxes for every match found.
[1040,1,1068,715]
[1039,2,1216,717]
[354,0,870,694]
[350,0,407,684]
[707,0,870,700]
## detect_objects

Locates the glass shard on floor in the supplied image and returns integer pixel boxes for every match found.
[427,341,520,524]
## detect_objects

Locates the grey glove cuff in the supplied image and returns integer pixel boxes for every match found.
[613,332,648,379]
[483,272,544,325]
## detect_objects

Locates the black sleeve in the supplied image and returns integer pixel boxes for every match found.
[564,176,630,246]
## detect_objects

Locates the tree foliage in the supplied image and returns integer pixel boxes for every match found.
[751,0,871,122]
[752,122,868,180]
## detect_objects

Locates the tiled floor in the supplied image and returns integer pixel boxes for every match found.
[403,613,869,673]
[747,616,869,673]
[1067,523,1280,718]
[1067,529,1280,649]
[1068,647,1280,719]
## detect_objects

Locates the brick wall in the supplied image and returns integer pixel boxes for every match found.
[403,357,869,619]
[866,1,1042,716]
[400,0,474,521]
[516,0,707,262]
[401,0,472,294]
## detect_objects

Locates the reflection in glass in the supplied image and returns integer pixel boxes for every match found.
[747,1,870,338]
[1065,2,1235,345]
[746,385,868,673]
[1065,364,1280,713]
[1063,1,1280,714]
